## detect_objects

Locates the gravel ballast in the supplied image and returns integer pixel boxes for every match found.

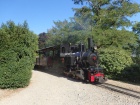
[0,69,140,105]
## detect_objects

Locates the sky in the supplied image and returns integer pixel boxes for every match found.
[0,0,140,35]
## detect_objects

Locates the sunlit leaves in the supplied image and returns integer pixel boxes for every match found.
[72,0,140,29]
[0,21,38,88]
[100,48,133,74]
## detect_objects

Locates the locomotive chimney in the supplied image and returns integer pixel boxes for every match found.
[88,38,93,50]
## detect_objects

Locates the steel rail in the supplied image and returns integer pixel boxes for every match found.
[97,83,140,99]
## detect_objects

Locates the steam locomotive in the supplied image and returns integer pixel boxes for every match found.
[60,38,107,83]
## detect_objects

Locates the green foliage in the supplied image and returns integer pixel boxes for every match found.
[99,48,133,76]
[38,32,50,49]
[133,22,140,36]
[91,28,138,51]
[132,22,140,59]
[46,20,91,47]
[121,64,140,83]
[0,21,38,88]
[73,0,140,29]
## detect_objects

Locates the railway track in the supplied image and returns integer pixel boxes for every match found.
[97,83,140,99]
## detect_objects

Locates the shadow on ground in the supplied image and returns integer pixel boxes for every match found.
[34,65,85,83]
[34,65,63,77]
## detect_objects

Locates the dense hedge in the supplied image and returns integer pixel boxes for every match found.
[0,21,38,88]
[121,64,140,83]
[99,48,133,78]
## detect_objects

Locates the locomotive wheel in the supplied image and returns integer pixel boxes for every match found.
[72,72,76,79]
[75,76,77,79]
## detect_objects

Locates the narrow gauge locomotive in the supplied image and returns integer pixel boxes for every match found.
[60,38,107,83]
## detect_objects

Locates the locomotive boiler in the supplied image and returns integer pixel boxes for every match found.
[60,38,107,83]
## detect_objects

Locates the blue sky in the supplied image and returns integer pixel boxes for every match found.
[0,0,140,34]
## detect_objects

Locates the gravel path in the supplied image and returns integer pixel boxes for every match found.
[0,69,140,105]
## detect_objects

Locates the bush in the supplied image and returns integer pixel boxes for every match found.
[99,48,133,78]
[121,64,140,83]
[0,21,38,88]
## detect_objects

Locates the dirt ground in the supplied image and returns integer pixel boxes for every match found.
[0,68,140,105]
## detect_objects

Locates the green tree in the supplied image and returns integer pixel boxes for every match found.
[72,0,140,29]
[71,0,140,80]
[91,28,137,50]
[72,0,140,50]
[0,21,38,88]
[133,22,140,36]
[46,19,89,46]
[99,48,133,78]
[38,32,50,49]
[132,22,140,63]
